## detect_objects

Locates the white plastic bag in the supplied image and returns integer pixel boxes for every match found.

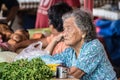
[14,41,62,77]
[14,41,62,64]
[14,41,49,61]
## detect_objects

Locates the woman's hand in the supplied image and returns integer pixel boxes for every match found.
[68,66,85,79]
[45,33,64,55]
[53,34,64,43]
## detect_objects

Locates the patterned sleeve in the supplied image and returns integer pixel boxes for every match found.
[75,40,104,74]
[52,48,71,64]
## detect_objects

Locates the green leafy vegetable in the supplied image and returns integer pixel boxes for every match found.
[1,58,53,80]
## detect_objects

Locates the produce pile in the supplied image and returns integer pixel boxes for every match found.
[0,58,53,80]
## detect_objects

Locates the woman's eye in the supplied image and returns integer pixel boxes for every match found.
[63,28,67,31]
[64,25,71,32]
[67,27,71,31]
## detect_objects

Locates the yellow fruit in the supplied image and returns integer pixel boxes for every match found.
[47,64,60,72]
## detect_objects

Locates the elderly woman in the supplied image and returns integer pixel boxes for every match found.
[45,9,117,80]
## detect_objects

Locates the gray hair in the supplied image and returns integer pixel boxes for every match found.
[62,8,97,42]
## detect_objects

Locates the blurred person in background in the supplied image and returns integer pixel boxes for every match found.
[0,0,19,30]
[35,0,80,28]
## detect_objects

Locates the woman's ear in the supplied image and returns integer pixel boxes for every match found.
[82,32,86,39]
[49,24,59,35]
[49,24,54,31]
[49,24,56,33]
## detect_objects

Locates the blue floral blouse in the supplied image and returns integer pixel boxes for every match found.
[52,39,117,80]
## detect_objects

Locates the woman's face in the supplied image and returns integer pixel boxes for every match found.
[63,17,84,46]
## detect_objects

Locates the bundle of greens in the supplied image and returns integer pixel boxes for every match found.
[0,58,53,80]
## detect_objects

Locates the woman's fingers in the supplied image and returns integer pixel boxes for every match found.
[68,66,78,75]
